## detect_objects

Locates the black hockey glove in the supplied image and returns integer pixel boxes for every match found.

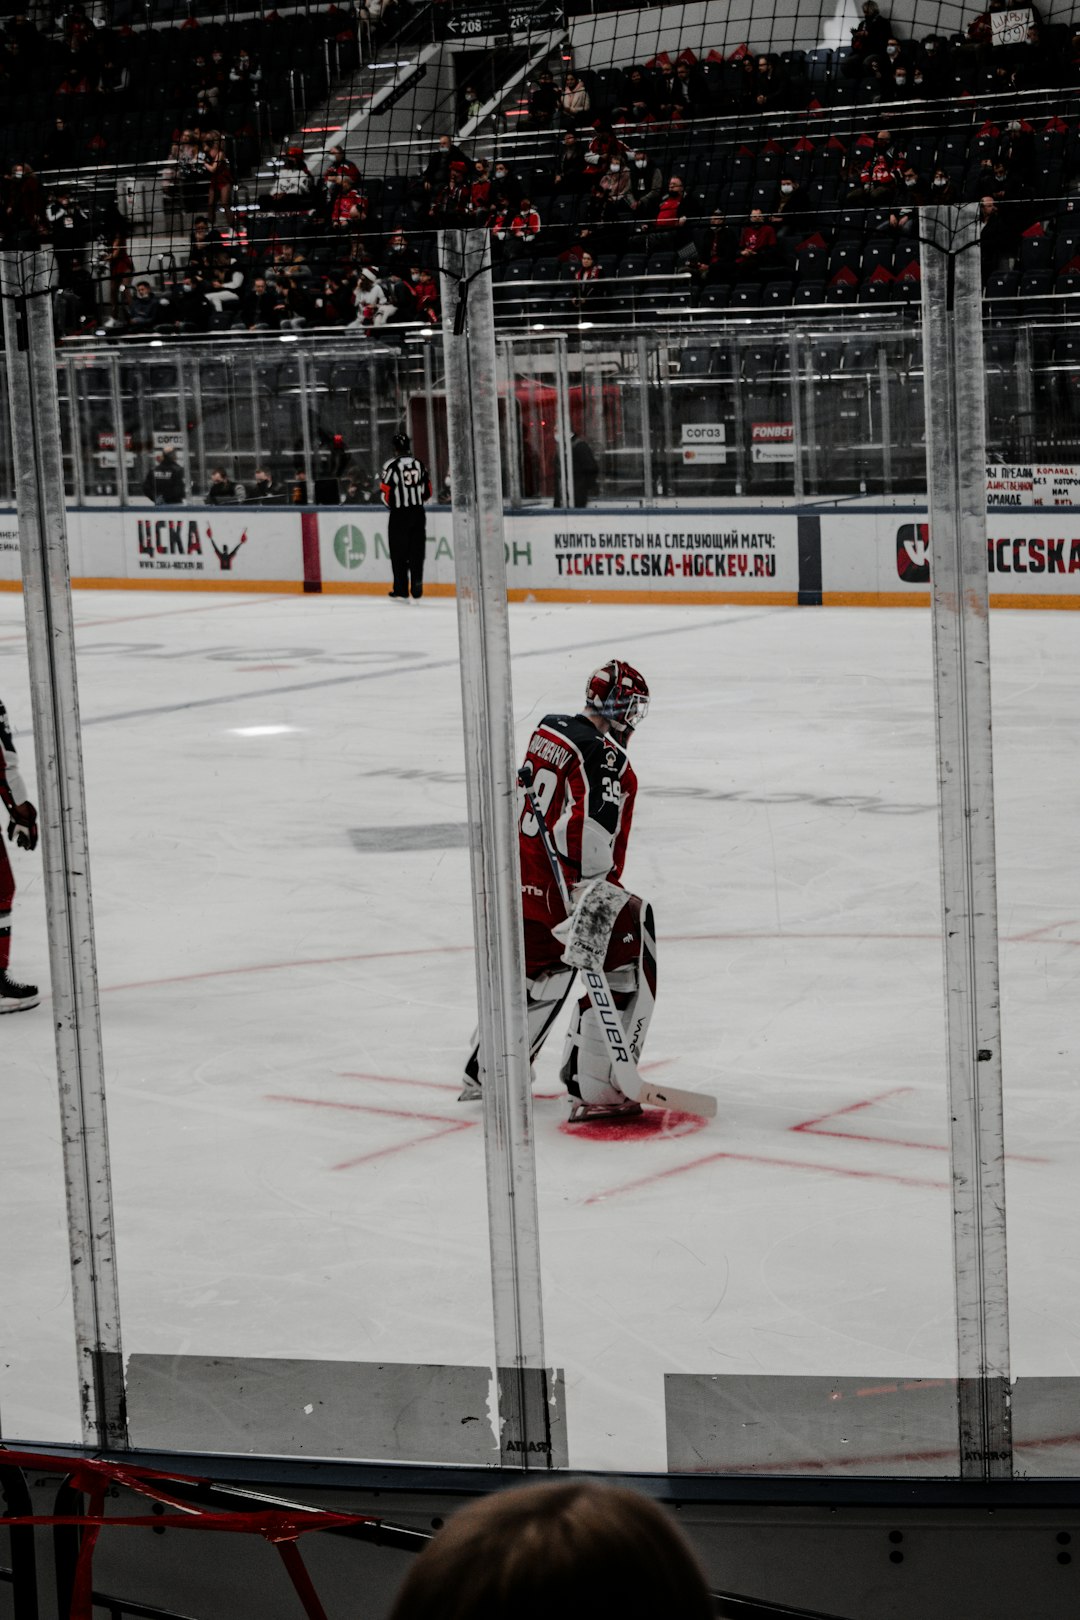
[8,801,38,852]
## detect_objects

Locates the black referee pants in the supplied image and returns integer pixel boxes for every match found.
[388,507,427,599]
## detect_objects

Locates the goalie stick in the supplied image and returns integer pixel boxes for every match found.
[518,762,717,1121]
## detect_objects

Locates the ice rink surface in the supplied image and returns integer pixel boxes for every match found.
[0,589,1077,1473]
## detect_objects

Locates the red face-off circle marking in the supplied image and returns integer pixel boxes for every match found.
[558,1109,708,1143]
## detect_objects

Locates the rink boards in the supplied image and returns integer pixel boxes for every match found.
[1,505,1079,607]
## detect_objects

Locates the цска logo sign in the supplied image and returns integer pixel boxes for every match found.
[896,522,930,583]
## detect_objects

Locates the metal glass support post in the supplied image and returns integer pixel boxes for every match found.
[439,229,553,1469]
[879,344,894,495]
[107,353,128,506]
[920,205,1012,1479]
[788,332,806,502]
[295,349,316,500]
[499,339,523,510]
[421,340,440,498]
[0,251,127,1449]
[636,335,654,500]
[552,336,573,508]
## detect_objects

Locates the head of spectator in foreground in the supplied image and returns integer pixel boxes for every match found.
[387,1481,714,1620]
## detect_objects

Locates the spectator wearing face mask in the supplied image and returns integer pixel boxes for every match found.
[847,130,905,202]
[551,132,587,193]
[625,149,663,218]
[692,209,738,287]
[929,167,959,203]
[490,160,519,208]
[771,175,808,235]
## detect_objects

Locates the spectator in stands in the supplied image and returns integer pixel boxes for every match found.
[669,58,708,119]
[460,83,483,126]
[551,131,587,193]
[654,175,691,248]
[267,146,315,213]
[886,169,926,238]
[143,447,185,505]
[735,207,779,281]
[249,467,284,503]
[387,1481,714,1620]
[929,166,959,202]
[170,271,214,333]
[469,158,492,219]
[845,0,894,75]
[354,264,392,327]
[204,247,244,317]
[205,466,237,504]
[124,279,168,333]
[432,159,472,225]
[693,209,738,288]
[340,468,375,503]
[163,130,204,214]
[4,161,45,247]
[331,176,368,233]
[771,175,808,235]
[243,273,285,330]
[979,193,1018,274]
[847,130,904,202]
[490,159,519,208]
[420,133,466,200]
[202,131,232,224]
[569,250,602,311]
[597,155,631,207]
[625,149,663,218]
[42,116,77,170]
[560,72,590,128]
[414,267,439,324]
[752,54,788,112]
[525,68,558,128]
[916,35,950,95]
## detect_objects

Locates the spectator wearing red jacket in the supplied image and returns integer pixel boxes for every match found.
[735,209,779,280]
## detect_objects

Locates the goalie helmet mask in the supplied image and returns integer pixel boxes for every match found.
[585,659,650,742]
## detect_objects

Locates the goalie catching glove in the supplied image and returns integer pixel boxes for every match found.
[553,878,632,971]
[6,801,38,853]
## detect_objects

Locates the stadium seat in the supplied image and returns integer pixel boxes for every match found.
[762,279,794,307]
[680,345,713,376]
[1020,232,1055,273]
[730,281,762,309]
[793,280,826,306]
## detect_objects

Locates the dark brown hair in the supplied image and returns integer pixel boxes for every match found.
[387,1481,714,1620]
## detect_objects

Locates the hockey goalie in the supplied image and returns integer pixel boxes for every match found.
[459,659,655,1124]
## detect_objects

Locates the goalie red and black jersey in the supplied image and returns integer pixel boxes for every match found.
[519,713,637,931]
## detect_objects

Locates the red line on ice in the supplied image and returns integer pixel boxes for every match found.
[332,1122,474,1172]
[96,924,1080,998]
[585,1149,949,1205]
[267,1094,464,1126]
[790,1087,1049,1163]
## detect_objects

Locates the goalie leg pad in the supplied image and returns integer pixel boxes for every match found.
[461,964,575,1093]
[560,898,657,1108]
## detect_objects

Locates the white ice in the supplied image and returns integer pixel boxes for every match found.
[1,592,1077,1474]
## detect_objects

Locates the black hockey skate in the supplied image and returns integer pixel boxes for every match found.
[0,972,40,1014]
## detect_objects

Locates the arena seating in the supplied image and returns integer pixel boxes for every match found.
[2,3,1079,336]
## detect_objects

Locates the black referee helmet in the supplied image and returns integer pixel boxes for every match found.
[391,432,411,453]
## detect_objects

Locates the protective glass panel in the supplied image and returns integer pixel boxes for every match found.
[0,571,81,1442]
[994,313,1080,1477]
[58,338,499,1464]
[501,318,959,1476]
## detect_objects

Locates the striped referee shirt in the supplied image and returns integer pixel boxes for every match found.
[380,455,432,510]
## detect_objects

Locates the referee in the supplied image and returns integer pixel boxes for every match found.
[380,432,432,601]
